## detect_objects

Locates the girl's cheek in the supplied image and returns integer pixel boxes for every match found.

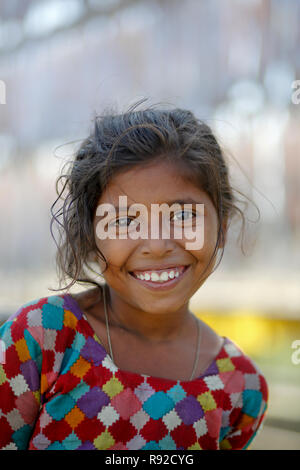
[179,227,205,252]
[96,239,133,272]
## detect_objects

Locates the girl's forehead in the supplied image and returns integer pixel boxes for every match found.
[99,161,207,202]
[97,178,210,210]
[120,160,192,181]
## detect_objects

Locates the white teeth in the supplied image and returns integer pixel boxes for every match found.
[151,272,160,282]
[135,267,184,283]
[160,272,169,281]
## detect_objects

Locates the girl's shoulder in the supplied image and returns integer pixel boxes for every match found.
[197,320,267,387]
[4,293,69,323]
[221,335,267,378]
[216,335,269,408]
[0,292,87,352]
[3,288,99,326]
[197,320,268,402]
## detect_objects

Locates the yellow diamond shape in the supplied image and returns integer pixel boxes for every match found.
[197,391,217,411]
[0,365,7,386]
[220,438,232,450]
[102,377,124,399]
[94,430,115,450]
[216,357,235,372]
[188,441,202,450]
[33,391,40,403]
[93,334,102,345]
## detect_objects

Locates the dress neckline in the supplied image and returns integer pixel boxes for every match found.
[64,293,228,385]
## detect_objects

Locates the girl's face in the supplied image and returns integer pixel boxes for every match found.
[93,160,226,315]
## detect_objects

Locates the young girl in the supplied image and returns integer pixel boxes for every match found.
[0,104,268,450]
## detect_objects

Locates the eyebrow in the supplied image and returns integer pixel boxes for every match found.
[165,198,202,206]
[111,198,203,211]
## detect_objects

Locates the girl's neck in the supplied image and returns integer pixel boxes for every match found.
[105,287,193,344]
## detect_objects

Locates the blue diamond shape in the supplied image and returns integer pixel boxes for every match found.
[48,296,64,308]
[242,390,263,418]
[166,383,186,404]
[143,391,174,420]
[45,393,75,421]
[159,434,177,450]
[42,303,64,330]
[47,441,65,450]
[62,432,82,450]
[142,441,161,450]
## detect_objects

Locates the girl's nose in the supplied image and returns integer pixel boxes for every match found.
[140,214,177,256]
[140,237,175,257]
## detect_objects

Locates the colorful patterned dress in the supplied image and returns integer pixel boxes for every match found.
[0,293,268,450]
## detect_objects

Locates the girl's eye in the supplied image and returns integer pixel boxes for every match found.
[107,210,198,231]
[172,210,195,222]
[109,217,138,229]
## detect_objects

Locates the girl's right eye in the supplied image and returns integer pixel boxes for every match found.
[109,217,135,228]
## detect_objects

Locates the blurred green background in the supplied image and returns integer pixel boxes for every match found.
[0,0,299,449]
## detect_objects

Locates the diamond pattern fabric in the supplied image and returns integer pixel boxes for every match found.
[0,294,268,450]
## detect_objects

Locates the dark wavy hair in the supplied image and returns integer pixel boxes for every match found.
[50,101,258,292]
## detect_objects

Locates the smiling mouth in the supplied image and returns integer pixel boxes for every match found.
[128,265,190,289]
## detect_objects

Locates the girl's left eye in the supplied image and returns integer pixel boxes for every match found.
[171,210,195,222]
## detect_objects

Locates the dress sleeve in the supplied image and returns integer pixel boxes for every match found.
[0,307,43,450]
[219,372,269,450]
